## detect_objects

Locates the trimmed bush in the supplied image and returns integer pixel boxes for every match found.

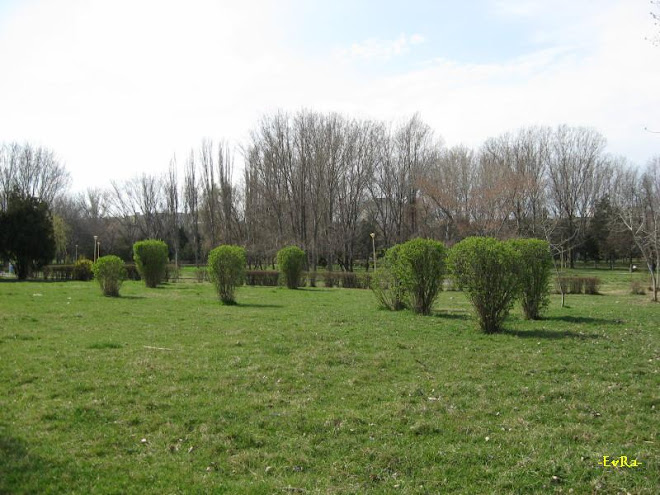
[390,238,447,315]
[508,238,552,320]
[194,267,207,283]
[73,258,94,281]
[370,244,407,311]
[631,280,646,295]
[245,270,280,286]
[448,237,521,333]
[277,246,306,289]
[133,240,169,288]
[370,267,407,310]
[42,265,74,281]
[583,277,601,295]
[554,276,601,295]
[92,255,126,297]
[207,245,246,304]
[324,271,336,288]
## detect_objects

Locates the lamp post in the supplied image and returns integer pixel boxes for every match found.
[93,236,98,262]
[97,241,100,260]
[75,244,78,262]
[370,232,376,271]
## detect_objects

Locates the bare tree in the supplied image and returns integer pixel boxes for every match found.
[0,142,70,209]
[164,156,180,266]
[546,125,607,267]
[184,152,202,265]
[613,157,660,301]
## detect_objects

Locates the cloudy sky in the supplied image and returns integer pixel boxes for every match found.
[0,0,658,191]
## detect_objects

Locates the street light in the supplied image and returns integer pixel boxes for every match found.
[370,232,376,271]
[97,241,101,260]
[93,236,98,262]
[75,244,78,262]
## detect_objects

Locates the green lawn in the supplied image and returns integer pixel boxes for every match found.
[0,276,657,493]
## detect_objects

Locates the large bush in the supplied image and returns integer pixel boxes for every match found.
[390,238,447,315]
[92,255,126,297]
[277,246,306,289]
[133,239,169,288]
[508,238,552,320]
[0,192,55,280]
[370,244,407,310]
[72,258,93,281]
[448,237,521,333]
[207,245,246,304]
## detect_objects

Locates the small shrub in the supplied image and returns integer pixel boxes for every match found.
[631,281,646,295]
[448,237,521,333]
[165,263,180,282]
[568,277,584,294]
[207,245,246,304]
[194,267,207,283]
[245,270,279,286]
[357,272,372,289]
[277,246,306,289]
[324,271,336,288]
[508,239,552,320]
[583,277,600,295]
[554,276,600,295]
[390,238,447,315]
[133,240,169,288]
[341,272,359,288]
[42,265,74,281]
[92,255,126,297]
[73,258,94,281]
[370,267,406,310]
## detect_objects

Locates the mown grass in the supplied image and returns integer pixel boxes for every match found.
[0,275,657,494]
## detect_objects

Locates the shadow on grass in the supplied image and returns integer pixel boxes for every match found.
[0,424,56,493]
[432,311,471,320]
[117,295,146,300]
[502,328,600,339]
[236,302,283,308]
[543,315,620,324]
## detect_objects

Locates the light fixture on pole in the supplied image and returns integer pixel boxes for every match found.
[97,241,100,260]
[93,236,98,262]
[370,232,376,271]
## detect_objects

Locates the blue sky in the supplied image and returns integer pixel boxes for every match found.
[0,0,658,191]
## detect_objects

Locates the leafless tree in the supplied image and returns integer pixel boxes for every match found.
[613,157,660,300]
[546,125,607,267]
[184,152,202,265]
[0,142,70,209]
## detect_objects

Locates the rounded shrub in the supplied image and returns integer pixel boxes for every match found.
[508,238,552,320]
[390,238,447,315]
[277,246,306,289]
[370,244,407,310]
[448,237,521,333]
[207,245,246,304]
[72,258,93,281]
[92,255,127,297]
[133,239,169,288]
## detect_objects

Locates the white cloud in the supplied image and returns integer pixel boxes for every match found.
[339,33,426,61]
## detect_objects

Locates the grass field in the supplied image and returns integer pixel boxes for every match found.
[0,271,658,493]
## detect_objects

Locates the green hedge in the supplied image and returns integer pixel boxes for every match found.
[133,240,169,288]
[93,255,127,297]
[277,246,306,289]
[207,245,246,304]
[449,237,521,333]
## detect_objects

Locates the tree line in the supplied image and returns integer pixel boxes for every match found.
[1,111,659,291]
